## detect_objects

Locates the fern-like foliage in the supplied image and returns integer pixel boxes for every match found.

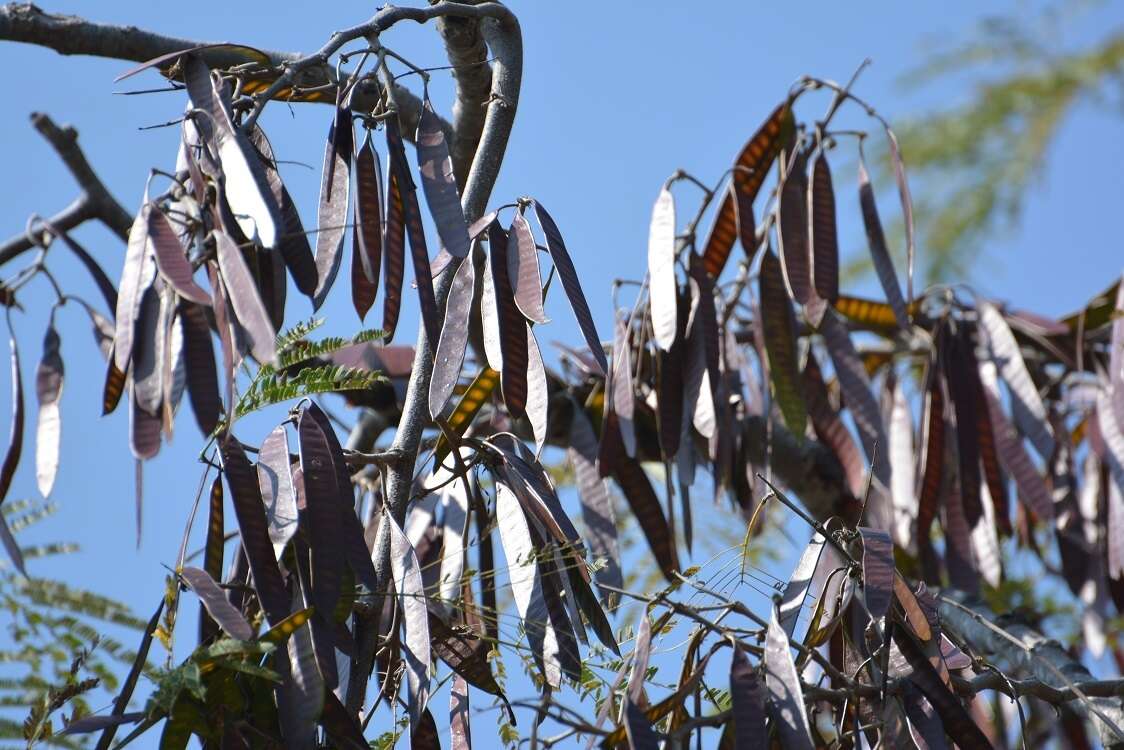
[234,364,386,420]
[226,321,389,422]
[0,501,145,748]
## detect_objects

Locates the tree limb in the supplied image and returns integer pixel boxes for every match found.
[435,4,493,188]
[0,3,439,139]
[0,112,131,265]
[938,589,1124,749]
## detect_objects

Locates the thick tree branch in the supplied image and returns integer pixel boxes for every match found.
[0,3,439,140]
[368,4,521,616]
[0,112,131,265]
[938,590,1124,748]
[435,6,492,187]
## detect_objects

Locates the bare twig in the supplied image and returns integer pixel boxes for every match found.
[0,112,131,265]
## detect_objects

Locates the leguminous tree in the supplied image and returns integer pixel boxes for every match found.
[1,3,1123,748]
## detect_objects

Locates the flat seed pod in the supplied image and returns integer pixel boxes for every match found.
[128,387,161,461]
[147,205,210,305]
[114,202,153,373]
[532,201,608,375]
[892,628,992,749]
[297,409,343,622]
[730,646,767,750]
[209,121,281,249]
[354,131,384,284]
[303,403,378,592]
[627,615,652,703]
[1095,386,1124,577]
[917,346,947,577]
[972,482,1002,587]
[759,249,806,437]
[433,367,499,467]
[181,566,253,640]
[803,354,865,497]
[35,324,63,497]
[258,245,287,333]
[387,115,441,349]
[320,692,368,750]
[275,587,323,750]
[312,106,353,309]
[609,317,636,457]
[430,255,475,419]
[386,510,431,729]
[207,266,235,426]
[214,230,276,365]
[525,328,549,454]
[945,326,983,527]
[612,455,679,580]
[657,288,688,459]
[858,159,908,331]
[681,288,711,441]
[886,375,918,547]
[416,99,470,260]
[777,147,812,304]
[978,359,1054,520]
[858,527,894,619]
[977,300,1054,460]
[248,126,317,298]
[183,57,281,249]
[764,604,814,749]
[101,356,126,416]
[648,186,678,351]
[428,608,510,710]
[820,309,890,490]
[886,128,916,305]
[495,480,563,688]
[778,533,826,637]
[507,211,547,324]
[177,301,221,435]
[0,332,23,573]
[809,151,839,303]
[350,217,377,322]
[437,478,470,609]
[567,403,623,607]
[687,253,723,434]
[351,134,382,320]
[450,675,470,750]
[480,248,503,371]
[218,436,290,625]
[382,169,406,342]
[489,221,528,418]
[130,283,163,416]
[832,294,904,333]
[198,476,223,643]
[257,425,298,560]
[702,103,794,279]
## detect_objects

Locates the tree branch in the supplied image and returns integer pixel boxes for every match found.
[938,590,1124,749]
[0,3,440,140]
[0,112,131,266]
[435,5,492,188]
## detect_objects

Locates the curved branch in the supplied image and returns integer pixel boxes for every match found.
[0,112,131,265]
[436,7,492,187]
[0,3,440,139]
[938,590,1124,749]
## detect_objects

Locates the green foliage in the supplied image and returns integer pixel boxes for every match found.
[233,363,387,420]
[0,501,144,748]
[872,3,1124,281]
[227,320,389,421]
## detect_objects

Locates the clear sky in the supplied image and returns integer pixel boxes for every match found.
[1,0,1123,745]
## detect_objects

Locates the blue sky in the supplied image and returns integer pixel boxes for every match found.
[2,0,1123,744]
